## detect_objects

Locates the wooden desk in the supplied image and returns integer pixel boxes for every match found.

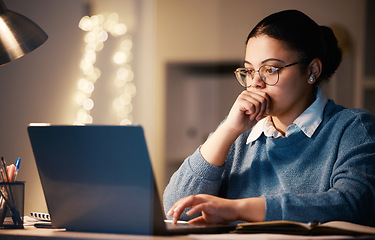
[0,227,372,240]
[0,226,194,240]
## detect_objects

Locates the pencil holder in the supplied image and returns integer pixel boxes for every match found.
[0,182,24,229]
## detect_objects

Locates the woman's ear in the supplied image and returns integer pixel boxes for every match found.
[308,58,322,84]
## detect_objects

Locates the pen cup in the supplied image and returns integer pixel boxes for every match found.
[0,182,24,229]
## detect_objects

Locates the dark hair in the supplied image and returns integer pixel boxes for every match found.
[246,10,342,85]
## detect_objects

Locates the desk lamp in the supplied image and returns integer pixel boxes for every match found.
[0,0,47,66]
[0,0,47,228]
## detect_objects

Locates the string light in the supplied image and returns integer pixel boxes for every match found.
[74,13,134,125]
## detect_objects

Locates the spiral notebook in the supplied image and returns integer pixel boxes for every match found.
[27,124,235,235]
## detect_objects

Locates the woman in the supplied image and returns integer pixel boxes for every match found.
[163,10,375,226]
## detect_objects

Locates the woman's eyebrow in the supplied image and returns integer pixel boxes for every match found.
[261,58,285,64]
[244,58,285,66]
[243,60,251,66]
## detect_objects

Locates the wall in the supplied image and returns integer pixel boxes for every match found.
[0,0,85,214]
[0,0,157,215]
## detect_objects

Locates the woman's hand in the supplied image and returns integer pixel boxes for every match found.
[224,90,270,134]
[199,90,270,167]
[167,194,265,225]
[167,194,240,225]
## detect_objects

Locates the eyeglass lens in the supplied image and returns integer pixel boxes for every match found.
[237,66,279,86]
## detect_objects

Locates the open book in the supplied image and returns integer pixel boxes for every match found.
[234,220,375,235]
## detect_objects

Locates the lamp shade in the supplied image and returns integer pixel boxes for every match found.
[0,0,48,66]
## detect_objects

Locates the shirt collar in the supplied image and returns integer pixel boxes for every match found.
[246,88,328,144]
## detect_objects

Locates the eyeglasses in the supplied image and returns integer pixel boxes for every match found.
[234,62,301,87]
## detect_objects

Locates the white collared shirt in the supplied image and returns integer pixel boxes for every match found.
[246,88,328,144]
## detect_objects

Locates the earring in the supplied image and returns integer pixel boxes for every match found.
[309,76,314,83]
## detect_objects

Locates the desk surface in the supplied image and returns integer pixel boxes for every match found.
[0,226,193,240]
[0,227,370,240]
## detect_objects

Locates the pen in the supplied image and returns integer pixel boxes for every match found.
[13,158,21,181]
[0,189,23,227]
[1,157,10,183]
[6,164,15,182]
[1,156,15,204]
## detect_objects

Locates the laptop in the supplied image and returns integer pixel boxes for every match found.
[27,124,235,235]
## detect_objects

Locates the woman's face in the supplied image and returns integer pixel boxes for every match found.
[245,35,313,120]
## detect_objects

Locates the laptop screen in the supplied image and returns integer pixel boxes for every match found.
[28,125,157,234]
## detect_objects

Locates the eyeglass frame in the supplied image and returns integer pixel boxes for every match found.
[234,61,303,87]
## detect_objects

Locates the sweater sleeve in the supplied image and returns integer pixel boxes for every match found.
[163,147,225,220]
[264,110,375,226]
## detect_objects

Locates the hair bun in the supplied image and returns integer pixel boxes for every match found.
[319,26,342,80]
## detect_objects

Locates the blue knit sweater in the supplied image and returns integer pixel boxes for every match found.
[163,100,375,226]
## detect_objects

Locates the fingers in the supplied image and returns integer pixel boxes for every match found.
[188,216,206,225]
[239,90,270,121]
[186,202,210,217]
[167,194,209,224]
[167,195,198,224]
[225,90,271,133]
[167,194,237,225]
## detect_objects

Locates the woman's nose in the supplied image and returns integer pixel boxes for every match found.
[249,73,266,89]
